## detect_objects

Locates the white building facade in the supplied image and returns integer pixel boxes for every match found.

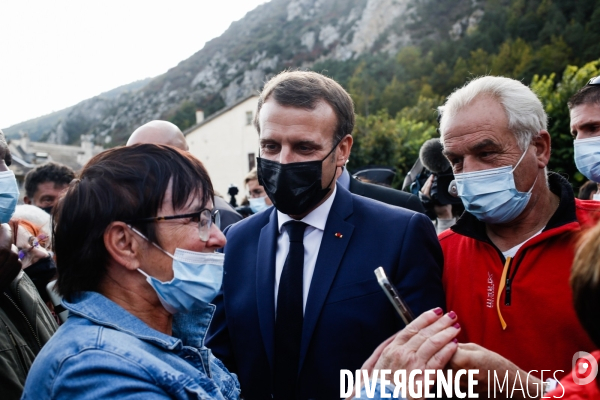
[185,95,260,203]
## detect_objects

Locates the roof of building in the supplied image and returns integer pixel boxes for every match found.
[183,94,259,136]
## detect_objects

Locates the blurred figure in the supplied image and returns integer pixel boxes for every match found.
[571,76,600,184]
[22,144,239,399]
[579,180,599,200]
[236,168,272,217]
[13,204,52,243]
[415,138,464,233]
[23,162,75,214]
[127,120,242,229]
[546,220,600,398]
[0,129,58,399]
[337,165,425,212]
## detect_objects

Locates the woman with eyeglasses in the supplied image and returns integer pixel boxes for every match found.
[22,144,240,399]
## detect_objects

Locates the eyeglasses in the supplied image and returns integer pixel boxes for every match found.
[588,76,600,86]
[127,209,221,241]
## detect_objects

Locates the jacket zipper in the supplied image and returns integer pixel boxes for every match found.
[3,322,27,374]
[3,291,42,350]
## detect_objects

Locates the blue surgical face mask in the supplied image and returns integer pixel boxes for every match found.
[454,150,536,224]
[574,136,600,182]
[248,196,269,214]
[129,227,224,314]
[0,170,19,224]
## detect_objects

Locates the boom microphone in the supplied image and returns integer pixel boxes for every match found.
[419,138,450,174]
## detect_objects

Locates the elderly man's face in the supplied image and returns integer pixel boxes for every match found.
[442,96,538,193]
[570,103,600,140]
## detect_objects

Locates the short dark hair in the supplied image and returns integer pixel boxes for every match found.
[579,181,598,200]
[568,84,600,110]
[571,221,600,348]
[53,144,214,300]
[24,162,76,198]
[254,70,355,144]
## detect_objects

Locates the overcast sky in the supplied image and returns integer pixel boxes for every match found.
[0,0,268,128]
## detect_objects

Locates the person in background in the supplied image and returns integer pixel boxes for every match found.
[23,162,75,214]
[241,168,272,216]
[13,204,52,244]
[207,70,444,399]
[336,165,425,213]
[127,120,243,229]
[438,76,600,397]
[0,129,58,399]
[579,180,598,200]
[22,144,240,399]
[570,76,600,200]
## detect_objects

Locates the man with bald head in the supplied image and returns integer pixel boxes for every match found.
[127,120,190,150]
[127,120,242,229]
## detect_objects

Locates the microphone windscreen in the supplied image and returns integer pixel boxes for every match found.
[419,138,450,174]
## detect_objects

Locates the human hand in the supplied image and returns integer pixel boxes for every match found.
[350,309,460,399]
[15,223,49,269]
[449,343,542,399]
[420,175,435,198]
[373,308,460,372]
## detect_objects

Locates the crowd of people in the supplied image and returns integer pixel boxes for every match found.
[0,70,600,399]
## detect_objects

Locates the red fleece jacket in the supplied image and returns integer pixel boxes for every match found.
[440,174,600,379]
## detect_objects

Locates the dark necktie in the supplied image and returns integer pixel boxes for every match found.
[273,221,307,399]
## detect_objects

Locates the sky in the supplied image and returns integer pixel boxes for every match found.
[0,0,269,129]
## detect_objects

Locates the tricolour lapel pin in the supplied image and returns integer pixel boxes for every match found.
[334,232,343,238]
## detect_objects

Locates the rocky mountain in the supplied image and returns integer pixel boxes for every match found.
[3,78,151,142]
[6,0,483,146]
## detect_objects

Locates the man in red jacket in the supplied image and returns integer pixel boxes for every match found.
[438,76,600,398]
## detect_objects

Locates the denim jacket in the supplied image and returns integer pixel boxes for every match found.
[22,291,240,399]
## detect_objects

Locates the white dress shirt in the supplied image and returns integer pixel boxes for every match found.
[275,185,337,314]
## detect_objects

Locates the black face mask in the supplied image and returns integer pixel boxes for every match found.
[41,206,53,214]
[257,139,341,216]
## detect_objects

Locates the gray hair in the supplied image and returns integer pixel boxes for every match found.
[439,76,547,151]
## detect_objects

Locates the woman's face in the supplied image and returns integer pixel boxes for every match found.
[138,184,226,282]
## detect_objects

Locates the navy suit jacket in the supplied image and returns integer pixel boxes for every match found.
[207,184,445,399]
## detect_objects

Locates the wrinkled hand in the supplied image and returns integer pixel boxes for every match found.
[373,309,460,372]
[352,309,461,399]
[449,343,541,399]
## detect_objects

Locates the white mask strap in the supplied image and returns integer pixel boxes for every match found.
[512,148,529,172]
[127,225,174,260]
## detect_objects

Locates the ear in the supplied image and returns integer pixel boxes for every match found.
[23,196,31,205]
[103,222,144,272]
[336,135,353,167]
[533,130,551,169]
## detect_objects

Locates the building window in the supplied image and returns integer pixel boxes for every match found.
[246,111,253,125]
[248,153,256,171]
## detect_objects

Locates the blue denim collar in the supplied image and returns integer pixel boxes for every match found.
[63,291,215,351]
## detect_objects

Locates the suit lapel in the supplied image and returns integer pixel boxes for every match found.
[256,209,279,369]
[299,186,355,371]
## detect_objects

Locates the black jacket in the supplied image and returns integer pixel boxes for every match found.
[349,176,426,213]
[0,271,58,399]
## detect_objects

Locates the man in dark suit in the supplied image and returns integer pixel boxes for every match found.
[206,71,445,399]
[337,166,426,213]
